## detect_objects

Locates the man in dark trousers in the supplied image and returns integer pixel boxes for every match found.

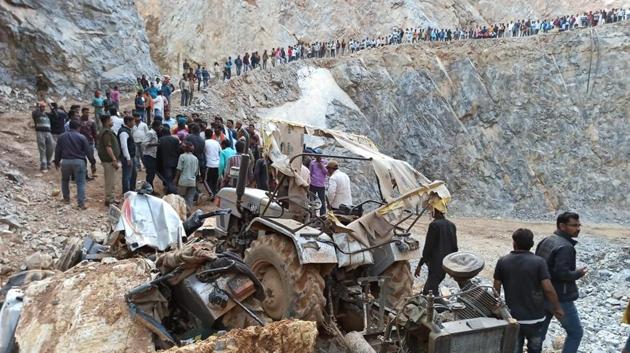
[53,120,96,209]
[415,208,458,295]
[118,115,137,194]
[157,127,181,194]
[536,212,587,353]
[494,228,564,353]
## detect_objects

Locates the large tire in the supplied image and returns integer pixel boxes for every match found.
[244,234,326,322]
[379,261,413,310]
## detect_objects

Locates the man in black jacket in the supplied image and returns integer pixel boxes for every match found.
[415,208,458,295]
[48,102,67,142]
[536,212,587,353]
[157,127,180,194]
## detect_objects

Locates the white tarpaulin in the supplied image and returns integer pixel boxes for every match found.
[260,118,451,212]
[114,192,184,252]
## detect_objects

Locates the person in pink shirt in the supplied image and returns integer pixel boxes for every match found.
[309,152,328,216]
[110,86,120,112]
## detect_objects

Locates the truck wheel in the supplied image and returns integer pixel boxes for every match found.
[244,234,326,322]
[379,261,413,309]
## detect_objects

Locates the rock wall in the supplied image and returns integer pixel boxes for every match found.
[180,22,630,224]
[136,0,487,74]
[136,0,629,75]
[0,0,158,96]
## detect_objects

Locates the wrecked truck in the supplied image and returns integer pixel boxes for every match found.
[214,119,450,324]
[212,119,518,352]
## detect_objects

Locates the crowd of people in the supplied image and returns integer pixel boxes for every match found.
[177,8,630,82]
[30,7,629,352]
[32,103,630,353]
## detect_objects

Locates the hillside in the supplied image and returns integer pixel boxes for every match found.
[174,21,630,224]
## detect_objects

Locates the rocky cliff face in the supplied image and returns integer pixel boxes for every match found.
[0,0,158,96]
[182,22,630,224]
[137,0,628,75]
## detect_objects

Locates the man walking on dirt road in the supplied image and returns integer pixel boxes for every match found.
[494,228,564,353]
[415,208,458,296]
[53,119,96,209]
[536,212,587,353]
[97,115,121,206]
[32,101,55,171]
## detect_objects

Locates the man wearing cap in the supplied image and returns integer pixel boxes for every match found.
[415,208,458,296]
[325,160,352,209]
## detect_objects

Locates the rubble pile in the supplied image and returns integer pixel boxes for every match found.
[163,320,318,353]
[15,259,155,353]
[0,157,109,285]
[0,85,37,114]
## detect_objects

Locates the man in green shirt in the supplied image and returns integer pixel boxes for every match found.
[97,115,120,205]
[175,142,199,212]
[92,90,105,131]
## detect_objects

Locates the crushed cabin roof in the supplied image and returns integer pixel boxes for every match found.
[260,118,451,212]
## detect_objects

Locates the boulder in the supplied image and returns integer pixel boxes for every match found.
[15,259,155,353]
[163,320,317,353]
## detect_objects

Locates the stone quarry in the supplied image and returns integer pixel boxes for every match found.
[0,1,628,353]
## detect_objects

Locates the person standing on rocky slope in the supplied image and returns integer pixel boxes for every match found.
[235,55,243,76]
[35,74,48,101]
[494,228,564,353]
[48,102,67,142]
[262,50,269,69]
[32,101,55,171]
[179,74,191,107]
[53,119,96,210]
[97,115,120,206]
[78,107,97,180]
[536,212,587,353]
[91,90,105,131]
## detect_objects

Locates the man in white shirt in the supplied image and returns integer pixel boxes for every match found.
[111,110,124,134]
[326,160,352,209]
[132,113,148,170]
[153,91,165,119]
[203,136,221,197]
